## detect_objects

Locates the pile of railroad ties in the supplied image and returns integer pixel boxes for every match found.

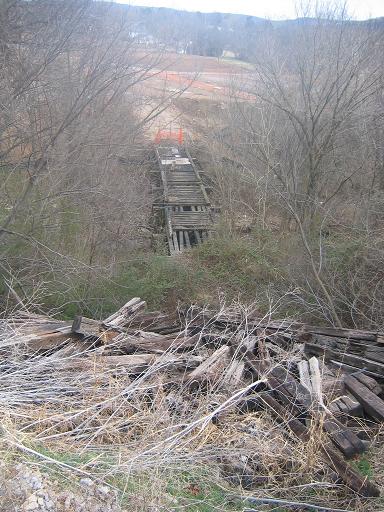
[1,298,384,498]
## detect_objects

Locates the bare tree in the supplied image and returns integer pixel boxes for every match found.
[0,0,184,312]
[206,4,384,327]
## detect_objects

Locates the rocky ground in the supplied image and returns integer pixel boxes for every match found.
[0,462,121,512]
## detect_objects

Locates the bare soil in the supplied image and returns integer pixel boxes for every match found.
[136,51,254,141]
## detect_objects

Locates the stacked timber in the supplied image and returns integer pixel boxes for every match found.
[303,328,384,378]
[1,298,384,500]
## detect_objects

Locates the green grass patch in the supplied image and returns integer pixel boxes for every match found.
[352,456,374,479]
[163,469,242,511]
[87,253,200,316]
[3,230,289,319]
[27,443,100,468]
[41,252,201,319]
[190,233,284,302]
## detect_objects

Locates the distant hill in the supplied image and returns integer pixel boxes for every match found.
[104,3,384,61]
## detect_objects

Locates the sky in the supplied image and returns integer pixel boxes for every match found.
[115,0,384,20]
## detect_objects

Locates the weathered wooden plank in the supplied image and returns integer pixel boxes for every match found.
[310,336,384,365]
[184,230,191,249]
[318,363,345,398]
[0,330,73,353]
[247,359,365,459]
[203,312,384,342]
[222,359,245,388]
[177,230,184,251]
[308,356,323,404]
[104,332,199,354]
[329,395,363,417]
[71,316,104,340]
[103,298,146,327]
[194,229,202,244]
[352,373,382,395]
[172,231,180,252]
[304,343,384,376]
[69,353,202,373]
[322,417,366,457]
[307,328,381,342]
[298,360,312,391]
[187,345,230,384]
[270,365,312,409]
[327,360,383,380]
[344,375,384,422]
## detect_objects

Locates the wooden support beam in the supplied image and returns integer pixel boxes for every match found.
[172,231,180,252]
[184,230,191,249]
[178,230,184,251]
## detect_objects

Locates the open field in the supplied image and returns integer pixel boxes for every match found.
[136,51,254,140]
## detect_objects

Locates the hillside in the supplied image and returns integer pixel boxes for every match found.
[1,1,384,511]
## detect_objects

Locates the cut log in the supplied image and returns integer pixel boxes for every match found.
[344,375,384,422]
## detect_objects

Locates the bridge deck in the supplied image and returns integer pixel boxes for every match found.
[155,145,215,254]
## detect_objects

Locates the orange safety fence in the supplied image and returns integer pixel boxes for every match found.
[154,127,183,145]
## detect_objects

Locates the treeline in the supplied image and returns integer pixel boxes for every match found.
[125,4,384,60]
[125,5,272,59]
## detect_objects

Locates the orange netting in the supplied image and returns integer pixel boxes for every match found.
[154,127,183,145]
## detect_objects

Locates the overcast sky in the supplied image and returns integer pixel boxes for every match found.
[115,1,384,20]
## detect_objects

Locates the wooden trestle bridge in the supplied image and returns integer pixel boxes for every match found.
[154,144,216,255]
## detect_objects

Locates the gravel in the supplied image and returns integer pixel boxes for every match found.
[0,462,121,512]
